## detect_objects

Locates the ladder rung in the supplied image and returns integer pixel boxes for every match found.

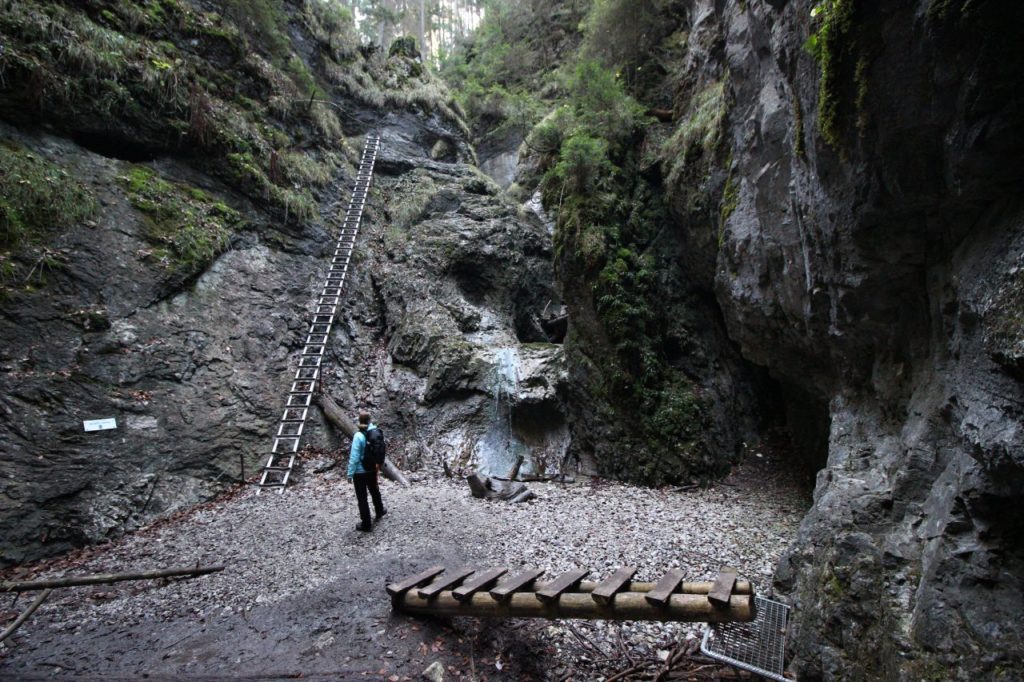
[272,437,300,453]
[292,378,316,392]
[282,408,308,421]
[277,422,304,437]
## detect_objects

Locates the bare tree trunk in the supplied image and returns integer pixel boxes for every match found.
[0,566,224,593]
[418,0,426,59]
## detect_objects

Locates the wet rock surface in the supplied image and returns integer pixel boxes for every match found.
[326,114,568,482]
[0,449,806,680]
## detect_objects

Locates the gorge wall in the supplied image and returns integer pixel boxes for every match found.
[1,0,1022,678]
[470,0,1023,676]
[0,1,562,565]
[711,1,1024,678]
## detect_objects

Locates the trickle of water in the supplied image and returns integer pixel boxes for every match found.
[493,347,520,452]
[475,347,523,476]
[525,189,554,236]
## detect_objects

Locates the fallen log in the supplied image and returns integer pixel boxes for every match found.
[467,472,491,499]
[317,393,411,487]
[646,107,674,122]
[507,488,536,504]
[0,588,52,643]
[394,591,756,623]
[506,455,524,481]
[0,565,224,593]
[466,472,534,502]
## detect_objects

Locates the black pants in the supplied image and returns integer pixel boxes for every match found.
[353,469,385,527]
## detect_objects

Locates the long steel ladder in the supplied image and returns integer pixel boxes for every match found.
[257,133,381,494]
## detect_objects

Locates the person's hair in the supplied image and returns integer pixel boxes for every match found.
[358,412,371,428]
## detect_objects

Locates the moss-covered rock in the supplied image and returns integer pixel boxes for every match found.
[0,141,98,292]
[122,165,241,277]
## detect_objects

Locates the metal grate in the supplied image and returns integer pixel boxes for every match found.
[701,595,790,681]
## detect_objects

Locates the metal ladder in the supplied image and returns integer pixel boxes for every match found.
[257,133,381,494]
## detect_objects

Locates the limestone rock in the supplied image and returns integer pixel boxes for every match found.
[421,660,444,682]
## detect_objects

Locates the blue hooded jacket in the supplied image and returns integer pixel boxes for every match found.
[347,424,377,478]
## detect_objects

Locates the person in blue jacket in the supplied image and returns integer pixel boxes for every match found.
[348,412,386,532]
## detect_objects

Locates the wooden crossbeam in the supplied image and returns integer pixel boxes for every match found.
[536,569,588,603]
[708,568,738,606]
[386,566,444,598]
[419,567,475,600]
[453,567,508,602]
[646,568,685,606]
[490,568,544,602]
[591,566,636,605]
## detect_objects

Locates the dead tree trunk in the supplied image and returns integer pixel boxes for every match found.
[0,588,51,643]
[316,393,411,487]
[506,455,524,481]
[465,472,534,503]
[0,565,224,593]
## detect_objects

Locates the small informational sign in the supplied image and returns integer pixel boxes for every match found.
[83,417,117,432]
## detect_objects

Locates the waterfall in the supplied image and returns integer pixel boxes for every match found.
[474,346,523,476]
[493,347,520,455]
[525,189,554,236]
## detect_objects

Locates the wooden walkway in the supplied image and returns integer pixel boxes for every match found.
[388,566,755,623]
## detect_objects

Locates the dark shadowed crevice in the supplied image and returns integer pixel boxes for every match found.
[778,379,831,484]
[72,130,160,162]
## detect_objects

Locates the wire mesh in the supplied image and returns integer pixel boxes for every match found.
[701,595,790,681]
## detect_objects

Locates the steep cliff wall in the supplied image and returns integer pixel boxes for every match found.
[0,1,561,566]
[501,0,1023,675]
[712,0,1024,677]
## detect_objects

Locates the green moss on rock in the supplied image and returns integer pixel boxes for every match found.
[805,0,863,151]
[0,143,98,251]
[123,166,241,276]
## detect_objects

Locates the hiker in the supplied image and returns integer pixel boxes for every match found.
[347,411,386,532]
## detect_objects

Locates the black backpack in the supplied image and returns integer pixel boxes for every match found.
[363,427,386,469]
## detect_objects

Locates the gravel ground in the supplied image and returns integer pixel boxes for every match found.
[0,448,808,681]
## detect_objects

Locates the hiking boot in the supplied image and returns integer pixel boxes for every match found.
[375,509,387,521]
[355,522,372,532]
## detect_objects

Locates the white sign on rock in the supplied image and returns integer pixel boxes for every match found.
[83,417,117,432]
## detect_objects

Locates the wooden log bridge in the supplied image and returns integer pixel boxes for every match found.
[387,566,755,623]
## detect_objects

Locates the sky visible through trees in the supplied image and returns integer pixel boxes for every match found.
[338,0,485,61]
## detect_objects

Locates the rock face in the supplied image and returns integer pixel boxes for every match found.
[0,3,565,565]
[327,109,568,481]
[707,1,1024,678]
[0,121,324,562]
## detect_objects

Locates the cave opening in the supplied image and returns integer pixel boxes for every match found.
[511,399,570,475]
[751,368,831,490]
